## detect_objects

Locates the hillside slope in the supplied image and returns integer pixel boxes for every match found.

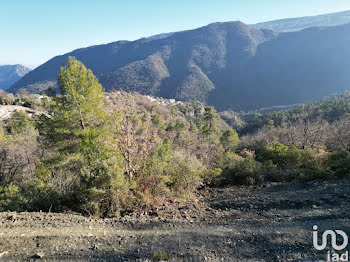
[9,21,350,111]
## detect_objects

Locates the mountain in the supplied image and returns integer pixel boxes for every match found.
[9,21,350,111]
[254,10,350,32]
[143,11,350,40]
[0,65,31,90]
[9,21,276,110]
[147,32,175,40]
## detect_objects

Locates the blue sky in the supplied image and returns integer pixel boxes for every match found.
[1,0,350,68]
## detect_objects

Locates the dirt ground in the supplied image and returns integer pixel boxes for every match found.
[0,180,349,261]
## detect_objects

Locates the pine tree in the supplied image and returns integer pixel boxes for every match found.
[199,106,222,166]
[220,129,240,152]
[42,57,126,216]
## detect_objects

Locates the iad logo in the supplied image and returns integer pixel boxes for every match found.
[313,225,349,262]
[313,225,348,251]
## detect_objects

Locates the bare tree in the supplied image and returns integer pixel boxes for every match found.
[113,111,156,181]
[0,128,40,186]
[327,116,350,151]
[293,115,329,149]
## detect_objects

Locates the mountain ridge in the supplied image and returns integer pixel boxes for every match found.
[9,20,350,111]
[140,10,350,41]
[254,10,350,32]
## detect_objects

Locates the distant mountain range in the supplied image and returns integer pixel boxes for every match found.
[0,65,31,90]
[8,11,350,111]
[254,10,350,32]
[146,10,350,38]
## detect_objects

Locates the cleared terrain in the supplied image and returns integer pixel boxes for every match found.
[0,180,349,261]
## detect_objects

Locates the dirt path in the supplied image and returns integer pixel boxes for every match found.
[0,180,349,261]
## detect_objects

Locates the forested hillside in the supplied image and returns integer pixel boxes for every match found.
[9,21,350,111]
[240,93,350,134]
[0,58,239,216]
[1,58,350,217]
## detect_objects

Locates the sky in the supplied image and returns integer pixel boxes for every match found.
[1,0,350,68]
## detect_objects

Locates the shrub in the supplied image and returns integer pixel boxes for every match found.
[298,169,333,181]
[164,151,204,197]
[153,251,170,261]
[0,184,25,211]
[203,168,222,185]
[22,178,59,211]
[6,111,35,134]
[222,157,262,185]
[219,151,243,169]
[258,143,302,169]
[327,151,350,178]
[300,148,326,170]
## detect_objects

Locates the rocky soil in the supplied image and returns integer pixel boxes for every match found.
[0,105,44,120]
[0,180,349,261]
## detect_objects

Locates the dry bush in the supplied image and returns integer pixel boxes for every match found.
[327,116,350,151]
[0,127,40,186]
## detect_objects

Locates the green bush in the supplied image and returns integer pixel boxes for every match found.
[203,168,223,185]
[164,151,204,197]
[222,157,262,185]
[258,143,302,169]
[219,151,243,169]
[22,179,59,211]
[6,111,35,134]
[0,184,25,211]
[327,151,350,178]
[153,251,170,261]
[298,169,333,181]
[0,180,58,212]
[300,149,326,170]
